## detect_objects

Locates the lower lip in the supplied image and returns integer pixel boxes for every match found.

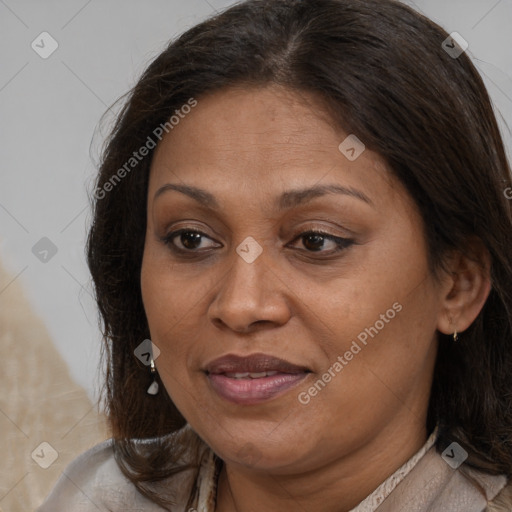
[207,372,309,405]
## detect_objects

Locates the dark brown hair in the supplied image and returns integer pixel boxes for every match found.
[86,0,512,508]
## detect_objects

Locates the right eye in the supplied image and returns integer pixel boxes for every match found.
[162,229,220,253]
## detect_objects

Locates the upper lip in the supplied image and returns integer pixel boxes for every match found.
[204,353,310,374]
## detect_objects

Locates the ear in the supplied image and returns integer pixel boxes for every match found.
[436,237,492,336]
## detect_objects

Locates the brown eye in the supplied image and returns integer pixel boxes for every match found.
[302,233,329,252]
[179,231,203,250]
[291,230,354,254]
[163,229,218,252]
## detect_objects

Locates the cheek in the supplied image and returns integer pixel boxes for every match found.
[141,244,204,333]
[313,281,438,420]
[302,244,438,425]
[140,266,200,414]
[140,247,215,396]
[140,251,188,377]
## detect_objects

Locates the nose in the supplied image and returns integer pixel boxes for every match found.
[208,243,291,333]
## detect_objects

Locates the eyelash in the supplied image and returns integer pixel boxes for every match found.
[161,228,354,257]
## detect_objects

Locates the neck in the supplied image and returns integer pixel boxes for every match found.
[215,419,428,512]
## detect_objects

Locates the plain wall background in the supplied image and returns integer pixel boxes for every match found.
[1,0,511,404]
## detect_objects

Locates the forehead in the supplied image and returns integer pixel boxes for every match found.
[148,85,404,212]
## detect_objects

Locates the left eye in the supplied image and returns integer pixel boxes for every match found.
[288,230,354,253]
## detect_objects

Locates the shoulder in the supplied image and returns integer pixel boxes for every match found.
[458,461,511,512]
[36,439,168,511]
[379,440,511,511]
[37,425,214,512]
[487,480,512,512]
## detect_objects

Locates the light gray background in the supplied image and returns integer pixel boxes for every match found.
[1,0,511,403]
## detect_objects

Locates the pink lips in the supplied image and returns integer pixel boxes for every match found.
[204,353,310,405]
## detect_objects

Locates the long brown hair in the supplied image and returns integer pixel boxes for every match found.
[86,0,512,508]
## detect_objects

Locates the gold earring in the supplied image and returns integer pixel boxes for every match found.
[453,328,458,342]
[147,358,159,395]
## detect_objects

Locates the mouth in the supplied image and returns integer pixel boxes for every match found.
[203,353,311,405]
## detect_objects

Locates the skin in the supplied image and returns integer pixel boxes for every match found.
[140,84,491,512]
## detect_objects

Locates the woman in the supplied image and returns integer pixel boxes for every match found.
[38,0,512,510]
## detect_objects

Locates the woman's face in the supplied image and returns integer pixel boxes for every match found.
[141,85,445,472]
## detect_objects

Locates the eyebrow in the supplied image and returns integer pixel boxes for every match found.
[154,183,374,210]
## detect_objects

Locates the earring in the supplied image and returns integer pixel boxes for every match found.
[453,328,459,342]
[147,358,159,395]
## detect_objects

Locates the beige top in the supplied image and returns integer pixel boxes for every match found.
[37,423,511,512]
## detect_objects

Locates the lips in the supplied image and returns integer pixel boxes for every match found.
[204,353,311,405]
[204,353,310,375]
